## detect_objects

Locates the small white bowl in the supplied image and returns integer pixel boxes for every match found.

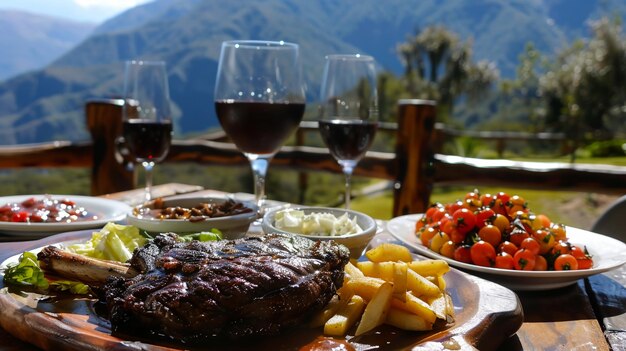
[126,196,258,239]
[261,206,378,259]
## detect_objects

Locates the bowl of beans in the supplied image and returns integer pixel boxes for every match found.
[126,196,258,239]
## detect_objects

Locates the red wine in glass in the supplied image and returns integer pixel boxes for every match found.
[319,119,378,162]
[123,119,172,162]
[215,101,305,155]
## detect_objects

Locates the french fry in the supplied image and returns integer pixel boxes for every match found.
[324,295,366,336]
[407,269,441,297]
[345,276,385,301]
[391,292,438,324]
[365,243,413,262]
[408,259,450,276]
[310,285,354,327]
[393,262,408,302]
[356,261,395,281]
[436,274,447,290]
[344,261,364,279]
[355,281,393,336]
[386,307,433,331]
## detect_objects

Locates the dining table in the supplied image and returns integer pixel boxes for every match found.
[0,183,624,351]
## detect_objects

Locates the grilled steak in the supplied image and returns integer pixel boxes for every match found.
[102,233,350,342]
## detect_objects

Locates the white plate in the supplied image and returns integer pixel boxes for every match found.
[0,195,131,238]
[387,214,626,291]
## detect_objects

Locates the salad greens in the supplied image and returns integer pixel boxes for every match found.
[2,251,89,294]
[178,228,223,242]
[66,222,148,262]
[3,252,48,290]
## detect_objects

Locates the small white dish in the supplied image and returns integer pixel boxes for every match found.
[262,206,378,259]
[0,195,131,238]
[387,214,626,291]
[126,196,257,239]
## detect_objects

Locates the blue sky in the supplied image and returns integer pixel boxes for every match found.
[0,0,152,23]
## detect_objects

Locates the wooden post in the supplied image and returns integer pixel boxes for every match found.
[85,99,136,196]
[393,99,437,216]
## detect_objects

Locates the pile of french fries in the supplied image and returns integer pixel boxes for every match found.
[311,243,454,336]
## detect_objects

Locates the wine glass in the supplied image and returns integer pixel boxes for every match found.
[214,40,306,212]
[122,60,173,202]
[318,54,379,209]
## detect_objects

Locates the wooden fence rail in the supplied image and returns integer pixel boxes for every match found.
[0,98,625,217]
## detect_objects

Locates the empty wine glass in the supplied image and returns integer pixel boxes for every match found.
[214,40,306,212]
[318,54,379,209]
[122,60,173,202]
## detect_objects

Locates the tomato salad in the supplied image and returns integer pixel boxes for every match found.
[0,196,96,223]
[415,189,593,271]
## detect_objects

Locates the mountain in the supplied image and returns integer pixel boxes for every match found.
[0,10,95,81]
[0,0,624,145]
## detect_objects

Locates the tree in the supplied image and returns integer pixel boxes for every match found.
[397,26,499,122]
[539,17,626,142]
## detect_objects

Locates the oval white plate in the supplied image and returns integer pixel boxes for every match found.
[0,195,131,238]
[387,214,626,291]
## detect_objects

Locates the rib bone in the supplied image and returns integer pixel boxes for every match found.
[37,246,139,286]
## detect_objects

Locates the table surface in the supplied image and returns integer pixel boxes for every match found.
[0,183,624,351]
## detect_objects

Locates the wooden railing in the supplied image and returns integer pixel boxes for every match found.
[1,98,625,217]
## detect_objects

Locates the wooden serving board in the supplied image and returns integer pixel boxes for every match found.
[0,230,523,351]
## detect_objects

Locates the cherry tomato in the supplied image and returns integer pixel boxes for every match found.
[513,249,536,270]
[430,207,448,223]
[478,224,501,248]
[509,227,530,247]
[498,241,519,256]
[533,214,552,230]
[452,208,477,234]
[470,241,496,267]
[534,255,548,271]
[491,198,508,216]
[445,200,464,215]
[11,211,29,222]
[571,245,593,270]
[550,240,572,257]
[464,190,480,201]
[495,252,515,270]
[480,193,495,207]
[440,240,457,259]
[554,254,579,270]
[491,214,510,233]
[475,208,496,229]
[454,245,473,264]
[508,195,526,209]
[450,228,466,244]
[550,223,567,241]
[463,198,482,212]
[21,197,36,208]
[415,216,427,232]
[438,214,455,234]
[419,226,438,247]
[425,205,443,223]
[495,191,510,205]
[520,237,541,256]
[430,231,451,253]
[532,228,556,255]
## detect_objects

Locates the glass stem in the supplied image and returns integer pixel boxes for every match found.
[142,161,155,202]
[249,156,270,212]
[342,165,354,209]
